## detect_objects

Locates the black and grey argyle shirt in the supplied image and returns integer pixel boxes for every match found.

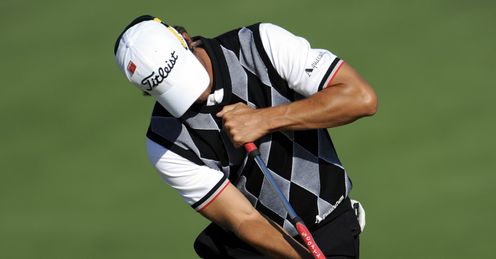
[146,23,351,236]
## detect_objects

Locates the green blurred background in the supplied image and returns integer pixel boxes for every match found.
[1,0,495,258]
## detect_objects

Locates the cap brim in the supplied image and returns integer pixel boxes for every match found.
[155,51,210,118]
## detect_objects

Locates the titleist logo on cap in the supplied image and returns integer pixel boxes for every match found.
[141,51,179,91]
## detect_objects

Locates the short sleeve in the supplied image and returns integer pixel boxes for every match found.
[259,23,344,96]
[146,138,230,211]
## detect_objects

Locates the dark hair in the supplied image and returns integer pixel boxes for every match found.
[173,25,187,34]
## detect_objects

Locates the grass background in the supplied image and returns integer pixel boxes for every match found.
[1,0,495,258]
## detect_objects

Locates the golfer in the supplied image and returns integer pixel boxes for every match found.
[114,15,377,259]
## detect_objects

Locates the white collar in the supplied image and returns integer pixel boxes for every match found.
[206,88,224,106]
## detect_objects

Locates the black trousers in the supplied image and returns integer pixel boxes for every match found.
[194,198,361,259]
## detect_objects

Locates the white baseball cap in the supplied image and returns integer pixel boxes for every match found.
[114,15,210,118]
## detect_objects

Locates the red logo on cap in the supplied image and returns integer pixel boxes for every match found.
[127,61,137,75]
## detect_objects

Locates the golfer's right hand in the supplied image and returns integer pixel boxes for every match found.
[217,102,270,148]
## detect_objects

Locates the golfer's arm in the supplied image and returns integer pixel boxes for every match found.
[263,62,377,131]
[199,183,311,259]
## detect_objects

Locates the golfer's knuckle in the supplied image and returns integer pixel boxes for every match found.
[224,121,234,131]
[233,135,242,143]
[224,112,233,119]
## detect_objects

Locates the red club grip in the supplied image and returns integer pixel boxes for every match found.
[295,222,325,259]
[244,142,258,154]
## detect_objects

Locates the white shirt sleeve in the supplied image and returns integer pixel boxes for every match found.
[146,138,229,211]
[259,23,344,96]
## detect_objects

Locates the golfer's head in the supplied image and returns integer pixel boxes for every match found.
[114,15,210,118]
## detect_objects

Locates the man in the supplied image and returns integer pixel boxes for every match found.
[114,15,376,258]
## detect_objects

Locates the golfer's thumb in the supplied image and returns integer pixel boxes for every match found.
[217,104,236,117]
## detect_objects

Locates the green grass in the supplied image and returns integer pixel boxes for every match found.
[1,0,495,258]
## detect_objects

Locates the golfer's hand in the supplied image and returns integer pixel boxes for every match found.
[217,103,269,148]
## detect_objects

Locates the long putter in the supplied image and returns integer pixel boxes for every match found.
[244,143,325,259]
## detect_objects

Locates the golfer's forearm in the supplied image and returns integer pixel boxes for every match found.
[261,63,377,132]
[200,184,310,258]
[233,216,310,259]
[263,85,375,131]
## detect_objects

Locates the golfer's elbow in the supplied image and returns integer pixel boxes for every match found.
[231,209,276,247]
[347,79,377,118]
[230,207,263,238]
[359,84,377,116]
[334,62,377,118]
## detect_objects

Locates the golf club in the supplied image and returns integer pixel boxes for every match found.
[244,143,325,259]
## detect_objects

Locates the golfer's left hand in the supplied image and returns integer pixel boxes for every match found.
[217,103,269,148]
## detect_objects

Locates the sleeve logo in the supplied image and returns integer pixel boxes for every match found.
[305,51,325,77]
